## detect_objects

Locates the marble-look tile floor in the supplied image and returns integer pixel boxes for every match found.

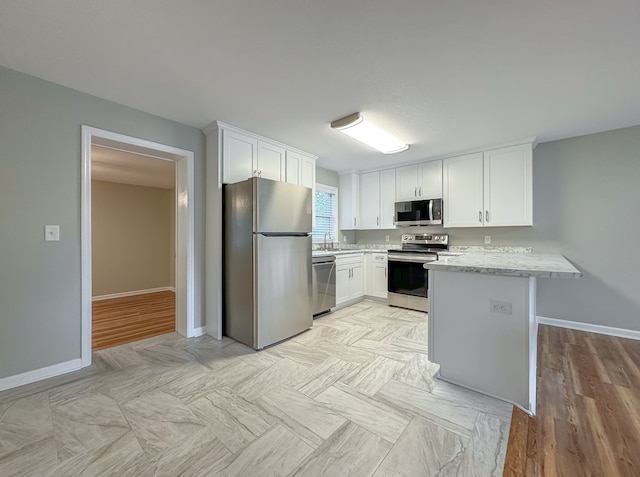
[0,300,512,476]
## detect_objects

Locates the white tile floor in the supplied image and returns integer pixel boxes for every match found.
[0,300,512,476]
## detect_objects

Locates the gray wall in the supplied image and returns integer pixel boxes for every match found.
[0,66,205,379]
[353,126,640,331]
[316,165,339,187]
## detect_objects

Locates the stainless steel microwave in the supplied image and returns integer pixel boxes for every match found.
[394,198,443,226]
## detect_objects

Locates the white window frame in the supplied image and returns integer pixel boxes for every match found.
[312,183,339,244]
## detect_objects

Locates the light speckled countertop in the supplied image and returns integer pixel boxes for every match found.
[424,252,582,279]
[312,248,394,257]
[312,245,399,257]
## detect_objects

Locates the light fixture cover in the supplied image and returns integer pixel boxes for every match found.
[330,113,409,154]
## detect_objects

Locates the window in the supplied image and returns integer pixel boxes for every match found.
[312,184,338,243]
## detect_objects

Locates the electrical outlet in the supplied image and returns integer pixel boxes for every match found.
[385,235,390,242]
[490,300,512,314]
[484,235,491,244]
[343,235,346,242]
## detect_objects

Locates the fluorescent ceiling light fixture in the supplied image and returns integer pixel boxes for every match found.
[330,112,409,154]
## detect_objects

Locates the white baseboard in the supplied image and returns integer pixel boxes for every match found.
[0,359,82,392]
[92,287,176,301]
[537,316,640,341]
[193,327,207,337]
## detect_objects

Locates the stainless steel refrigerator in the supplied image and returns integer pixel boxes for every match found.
[223,177,313,349]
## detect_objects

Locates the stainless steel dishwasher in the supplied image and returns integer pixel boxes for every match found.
[312,255,336,316]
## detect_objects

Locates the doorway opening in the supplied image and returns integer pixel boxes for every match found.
[81,126,196,367]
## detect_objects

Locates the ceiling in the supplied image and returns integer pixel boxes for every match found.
[1,1,639,172]
[92,146,175,189]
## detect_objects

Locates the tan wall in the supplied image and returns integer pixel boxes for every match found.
[92,180,175,296]
[169,188,176,288]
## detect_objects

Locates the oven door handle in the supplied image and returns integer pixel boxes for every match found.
[388,255,437,263]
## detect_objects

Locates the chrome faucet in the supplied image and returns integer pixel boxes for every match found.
[323,233,333,250]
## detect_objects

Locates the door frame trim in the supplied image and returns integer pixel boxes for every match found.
[81,126,196,367]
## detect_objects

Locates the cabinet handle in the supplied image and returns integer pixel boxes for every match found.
[485,210,489,222]
[353,218,356,227]
[377,217,379,226]
[258,170,262,177]
[414,186,417,197]
[479,211,482,223]
[385,268,387,278]
[419,186,422,197]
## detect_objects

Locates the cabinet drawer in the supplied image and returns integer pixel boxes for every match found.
[335,253,364,266]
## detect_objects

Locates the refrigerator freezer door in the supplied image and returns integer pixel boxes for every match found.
[255,234,312,349]
[254,178,312,234]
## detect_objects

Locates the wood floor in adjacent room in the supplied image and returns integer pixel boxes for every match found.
[92,290,175,351]
[504,324,640,477]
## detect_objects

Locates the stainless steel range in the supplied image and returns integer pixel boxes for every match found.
[387,233,449,312]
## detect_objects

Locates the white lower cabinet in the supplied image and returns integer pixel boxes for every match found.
[335,253,365,306]
[369,253,388,299]
[337,252,387,308]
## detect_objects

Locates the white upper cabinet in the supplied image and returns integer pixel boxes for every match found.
[379,169,396,229]
[443,144,533,228]
[286,151,315,189]
[217,123,316,187]
[359,171,380,229]
[300,156,316,189]
[222,129,258,184]
[483,144,532,227]
[418,160,443,199]
[443,153,485,227]
[257,141,285,182]
[356,169,396,230]
[396,160,442,200]
[285,150,301,184]
[339,172,360,230]
[396,164,419,200]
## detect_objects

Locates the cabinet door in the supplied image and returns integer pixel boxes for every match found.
[222,130,257,184]
[359,171,380,229]
[379,169,396,229]
[300,156,315,189]
[350,264,365,299]
[300,156,316,227]
[418,160,443,199]
[483,144,532,227]
[395,164,419,200]
[370,253,388,299]
[443,153,484,227]
[285,150,302,184]
[335,265,351,305]
[339,173,360,229]
[372,263,388,298]
[257,141,285,182]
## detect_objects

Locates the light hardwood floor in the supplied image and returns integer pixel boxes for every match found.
[92,291,175,351]
[504,324,640,476]
[0,300,511,476]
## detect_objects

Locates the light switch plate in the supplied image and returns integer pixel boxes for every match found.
[484,235,491,244]
[45,225,60,241]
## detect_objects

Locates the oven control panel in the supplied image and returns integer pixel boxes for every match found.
[401,233,449,245]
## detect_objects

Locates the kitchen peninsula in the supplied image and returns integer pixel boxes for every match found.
[424,251,581,415]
